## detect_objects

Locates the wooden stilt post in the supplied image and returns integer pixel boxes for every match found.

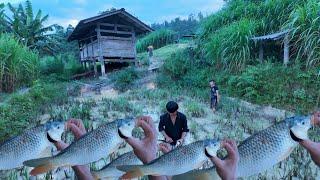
[259,41,264,63]
[132,28,138,67]
[97,23,106,76]
[283,35,289,66]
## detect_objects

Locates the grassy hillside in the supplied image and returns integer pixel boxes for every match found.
[153,0,320,114]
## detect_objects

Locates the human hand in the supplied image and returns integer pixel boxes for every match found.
[311,111,320,126]
[54,118,86,150]
[125,116,158,164]
[159,142,172,153]
[177,138,184,146]
[210,139,239,180]
[124,116,166,180]
[165,136,174,143]
[54,119,93,180]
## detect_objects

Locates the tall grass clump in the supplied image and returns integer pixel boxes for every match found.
[285,0,320,67]
[110,67,140,92]
[136,29,177,53]
[0,34,39,92]
[205,19,257,71]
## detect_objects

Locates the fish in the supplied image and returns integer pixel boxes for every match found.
[24,118,136,175]
[172,115,312,180]
[0,121,65,170]
[117,139,220,178]
[92,151,142,179]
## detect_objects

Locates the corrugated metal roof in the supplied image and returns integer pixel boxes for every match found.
[251,30,290,41]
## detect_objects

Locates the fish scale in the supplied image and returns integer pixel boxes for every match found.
[24,118,136,175]
[92,151,142,179]
[172,116,311,180]
[117,139,220,178]
[55,122,121,166]
[0,122,64,170]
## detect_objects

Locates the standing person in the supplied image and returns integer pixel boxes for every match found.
[158,101,189,147]
[209,80,220,112]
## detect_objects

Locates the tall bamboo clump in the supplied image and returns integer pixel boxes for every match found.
[0,34,39,92]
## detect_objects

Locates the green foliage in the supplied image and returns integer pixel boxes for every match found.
[0,80,69,142]
[199,0,318,70]
[5,0,61,54]
[110,67,140,92]
[40,54,85,79]
[285,0,320,67]
[136,29,177,53]
[226,62,319,113]
[102,97,142,115]
[162,49,191,80]
[205,19,257,71]
[185,100,205,118]
[151,13,202,37]
[0,34,39,92]
[40,56,64,75]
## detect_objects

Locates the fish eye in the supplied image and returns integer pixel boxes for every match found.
[302,121,305,125]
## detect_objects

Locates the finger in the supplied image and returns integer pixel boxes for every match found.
[223,141,237,160]
[54,141,69,151]
[68,119,85,131]
[137,119,156,139]
[126,137,142,150]
[68,123,85,139]
[210,156,223,168]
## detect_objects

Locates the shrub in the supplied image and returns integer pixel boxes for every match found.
[185,100,206,118]
[162,49,191,80]
[110,67,140,92]
[40,56,64,75]
[136,29,177,53]
[0,80,69,142]
[0,34,39,92]
[40,54,85,80]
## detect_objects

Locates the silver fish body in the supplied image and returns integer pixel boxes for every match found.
[92,151,142,179]
[0,121,64,170]
[117,139,220,178]
[24,118,136,175]
[173,116,311,180]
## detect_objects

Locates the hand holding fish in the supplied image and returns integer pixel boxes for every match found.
[210,139,239,180]
[54,119,94,180]
[123,116,167,180]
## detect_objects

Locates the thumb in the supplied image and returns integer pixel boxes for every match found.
[210,156,223,168]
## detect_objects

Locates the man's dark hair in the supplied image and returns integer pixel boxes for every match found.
[166,101,179,113]
[209,80,215,83]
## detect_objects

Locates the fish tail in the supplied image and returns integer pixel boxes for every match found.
[117,165,145,179]
[92,172,100,180]
[23,157,56,175]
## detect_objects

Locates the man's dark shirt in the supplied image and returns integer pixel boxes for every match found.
[211,85,219,98]
[158,112,189,145]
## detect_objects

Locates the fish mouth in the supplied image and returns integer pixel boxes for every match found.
[118,129,129,139]
[47,132,58,143]
[290,129,303,142]
[205,148,213,158]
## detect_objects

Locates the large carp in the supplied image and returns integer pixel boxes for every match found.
[0,121,64,170]
[117,139,220,178]
[172,116,311,180]
[24,118,136,175]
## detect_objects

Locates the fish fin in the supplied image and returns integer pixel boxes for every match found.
[91,172,100,180]
[278,147,294,162]
[24,157,55,175]
[30,164,55,176]
[172,172,211,180]
[118,165,144,179]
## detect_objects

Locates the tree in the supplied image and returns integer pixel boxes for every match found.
[0,3,6,32]
[5,0,60,55]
